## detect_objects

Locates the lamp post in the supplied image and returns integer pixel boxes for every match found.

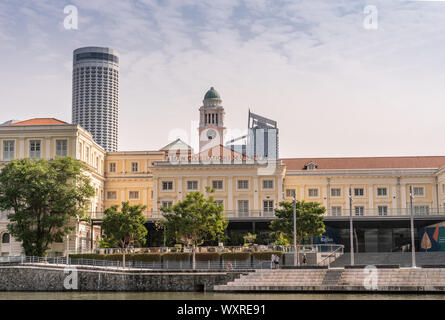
[293,195,297,266]
[349,188,354,266]
[409,186,416,268]
[66,234,69,265]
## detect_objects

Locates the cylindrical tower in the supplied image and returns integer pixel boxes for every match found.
[72,47,119,152]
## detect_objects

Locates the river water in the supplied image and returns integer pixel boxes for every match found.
[0,292,444,300]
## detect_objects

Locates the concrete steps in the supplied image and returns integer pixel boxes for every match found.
[213,268,445,292]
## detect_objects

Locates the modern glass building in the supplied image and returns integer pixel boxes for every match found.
[72,47,119,152]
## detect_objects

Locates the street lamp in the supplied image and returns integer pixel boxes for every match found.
[349,188,354,266]
[409,186,416,268]
[293,195,297,266]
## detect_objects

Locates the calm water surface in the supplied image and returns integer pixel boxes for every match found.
[0,292,444,300]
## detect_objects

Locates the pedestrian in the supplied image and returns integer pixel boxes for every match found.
[274,254,280,269]
[271,254,275,269]
[302,253,307,266]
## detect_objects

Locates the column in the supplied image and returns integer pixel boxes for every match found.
[178,177,183,201]
[253,177,259,211]
[46,138,51,159]
[392,184,397,215]
[19,138,24,158]
[368,185,373,216]
[401,183,407,215]
[227,177,233,211]
[153,179,158,212]
[277,176,283,203]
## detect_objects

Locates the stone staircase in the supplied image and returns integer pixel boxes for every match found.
[213,267,445,292]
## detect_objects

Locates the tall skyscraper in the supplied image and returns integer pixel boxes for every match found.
[72,47,119,152]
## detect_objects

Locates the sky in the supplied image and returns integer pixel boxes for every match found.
[1,0,445,158]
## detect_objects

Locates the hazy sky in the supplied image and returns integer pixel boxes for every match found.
[1,0,445,158]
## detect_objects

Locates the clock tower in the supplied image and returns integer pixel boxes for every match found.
[199,87,225,152]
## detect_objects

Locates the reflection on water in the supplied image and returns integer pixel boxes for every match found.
[0,292,444,300]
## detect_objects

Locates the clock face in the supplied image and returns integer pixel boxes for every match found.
[207,129,217,140]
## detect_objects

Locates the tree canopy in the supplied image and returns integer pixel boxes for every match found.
[270,200,326,246]
[0,157,95,256]
[158,189,228,268]
[101,202,148,249]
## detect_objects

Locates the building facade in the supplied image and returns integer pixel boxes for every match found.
[2,88,445,255]
[72,47,119,152]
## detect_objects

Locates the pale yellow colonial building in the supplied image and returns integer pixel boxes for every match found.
[1,88,445,255]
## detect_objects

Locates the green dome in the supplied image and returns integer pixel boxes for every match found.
[204,87,221,100]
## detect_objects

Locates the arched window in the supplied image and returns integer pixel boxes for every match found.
[2,233,10,244]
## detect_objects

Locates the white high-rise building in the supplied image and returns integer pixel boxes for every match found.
[72,47,119,152]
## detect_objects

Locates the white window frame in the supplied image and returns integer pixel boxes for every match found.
[131,162,139,172]
[106,191,117,200]
[354,206,365,216]
[29,140,41,159]
[162,181,174,191]
[261,179,274,190]
[129,191,140,200]
[187,180,199,190]
[330,188,341,197]
[2,140,15,161]
[308,188,319,198]
[354,188,365,197]
[55,139,68,157]
[263,200,274,215]
[413,205,429,216]
[237,179,249,191]
[212,180,224,190]
[286,189,296,198]
[412,186,425,197]
[237,200,249,217]
[331,206,342,216]
[378,205,388,216]
[377,187,388,197]
[109,162,116,173]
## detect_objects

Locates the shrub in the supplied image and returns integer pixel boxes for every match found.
[128,253,161,262]
[162,252,191,261]
[195,252,220,261]
[221,252,251,261]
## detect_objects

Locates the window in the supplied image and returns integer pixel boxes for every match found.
[262,179,274,190]
[286,189,296,198]
[414,205,429,216]
[1,233,10,244]
[162,201,173,208]
[29,140,41,159]
[162,181,173,190]
[106,191,117,200]
[212,180,223,190]
[308,188,319,197]
[109,162,116,173]
[237,180,249,190]
[85,146,90,163]
[187,180,198,190]
[331,206,342,216]
[378,206,388,216]
[354,188,364,197]
[413,186,425,197]
[129,191,139,200]
[131,162,139,172]
[238,200,249,217]
[354,206,365,216]
[377,187,387,197]
[442,184,445,193]
[331,188,341,197]
[263,200,274,215]
[2,140,14,161]
[55,140,68,157]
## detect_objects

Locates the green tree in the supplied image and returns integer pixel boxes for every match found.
[243,232,257,246]
[101,202,148,267]
[270,200,325,265]
[0,157,95,256]
[158,189,228,269]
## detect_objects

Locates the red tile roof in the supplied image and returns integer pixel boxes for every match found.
[10,118,68,126]
[282,156,445,170]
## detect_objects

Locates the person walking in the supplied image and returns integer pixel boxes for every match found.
[302,253,307,266]
[274,254,280,269]
[271,254,275,269]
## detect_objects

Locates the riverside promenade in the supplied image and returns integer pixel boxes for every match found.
[1,263,445,292]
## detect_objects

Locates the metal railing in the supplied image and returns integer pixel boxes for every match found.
[149,210,276,219]
[318,245,344,267]
[326,208,445,217]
